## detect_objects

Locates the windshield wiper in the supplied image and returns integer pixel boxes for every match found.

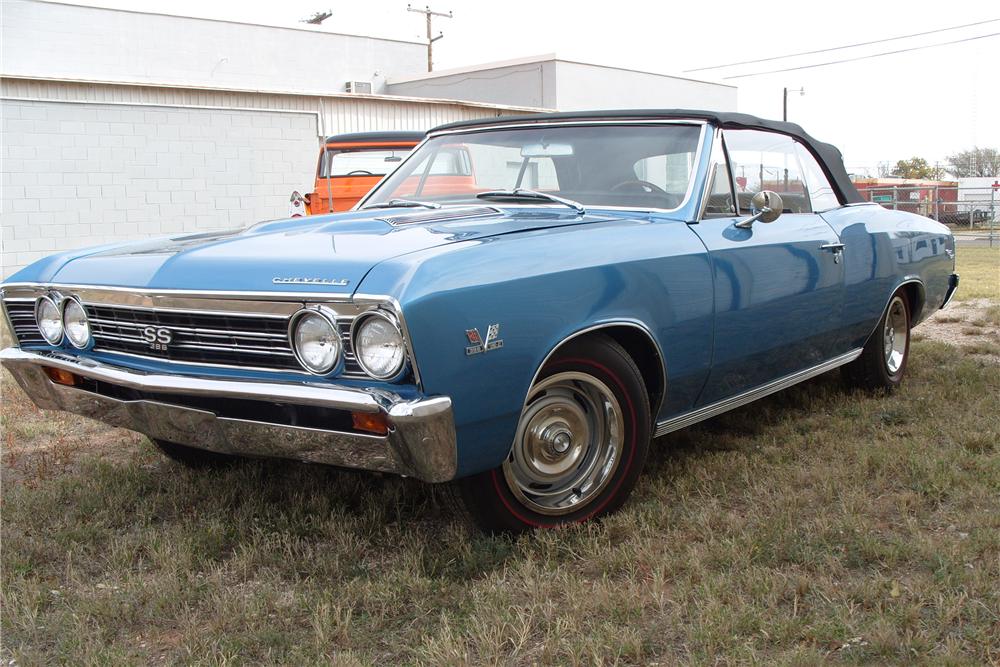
[361,198,441,210]
[475,189,586,215]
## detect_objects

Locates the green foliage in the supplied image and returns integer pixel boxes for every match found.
[889,157,942,180]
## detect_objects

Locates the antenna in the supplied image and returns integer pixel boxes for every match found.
[407,5,453,72]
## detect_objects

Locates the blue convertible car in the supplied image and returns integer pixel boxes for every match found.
[1,110,959,532]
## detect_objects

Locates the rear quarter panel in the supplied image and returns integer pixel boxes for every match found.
[820,203,955,348]
[359,216,715,477]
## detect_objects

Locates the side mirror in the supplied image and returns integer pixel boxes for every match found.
[735,190,783,229]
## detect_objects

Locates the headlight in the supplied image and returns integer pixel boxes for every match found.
[62,297,91,349]
[354,311,406,379]
[35,295,64,344]
[289,308,341,374]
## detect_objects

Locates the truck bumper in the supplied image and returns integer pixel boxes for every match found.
[0,348,457,483]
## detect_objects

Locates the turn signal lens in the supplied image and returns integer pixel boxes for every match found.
[44,367,78,386]
[352,411,389,436]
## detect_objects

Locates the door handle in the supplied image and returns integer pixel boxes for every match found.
[820,242,846,263]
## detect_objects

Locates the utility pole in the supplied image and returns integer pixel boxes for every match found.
[407,4,452,72]
[783,86,804,122]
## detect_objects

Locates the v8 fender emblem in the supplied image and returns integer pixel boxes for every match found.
[465,324,503,356]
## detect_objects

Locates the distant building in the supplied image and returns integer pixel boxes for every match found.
[386,54,737,112]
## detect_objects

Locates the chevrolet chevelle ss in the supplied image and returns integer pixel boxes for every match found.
[1,110,959,533]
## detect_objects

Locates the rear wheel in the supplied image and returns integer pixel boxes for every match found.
[452,335,651,534]
[152,439,242,468]
[842,291,911,392]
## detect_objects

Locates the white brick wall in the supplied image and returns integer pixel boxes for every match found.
[1,100,319,277]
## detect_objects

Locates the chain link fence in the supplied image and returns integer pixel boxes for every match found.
[858,185,998,245]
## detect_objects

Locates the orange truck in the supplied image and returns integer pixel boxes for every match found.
[300,131,425,215]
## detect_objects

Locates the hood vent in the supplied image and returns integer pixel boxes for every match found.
[376,206,501,227]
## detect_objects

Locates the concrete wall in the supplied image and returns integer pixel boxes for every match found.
[553,61,736,112]
[1,0,425,95]
[1,99,318,277]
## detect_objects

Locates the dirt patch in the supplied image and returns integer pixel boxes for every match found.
[1,370,147,486]
[914,298,1000,363]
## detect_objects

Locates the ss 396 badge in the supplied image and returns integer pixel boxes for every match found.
[465,324,503,356]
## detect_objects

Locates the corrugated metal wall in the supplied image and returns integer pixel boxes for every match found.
[0,78,532,137]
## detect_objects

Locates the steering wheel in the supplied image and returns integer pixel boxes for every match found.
[610,180,668,195]
[346,170,375,176]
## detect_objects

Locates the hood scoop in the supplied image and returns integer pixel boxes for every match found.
[376,205,501,227]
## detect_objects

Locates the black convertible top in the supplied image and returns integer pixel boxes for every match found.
[431,109,862,204]
[324,131,425,145]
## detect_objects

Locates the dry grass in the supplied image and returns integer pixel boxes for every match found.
[954,246,999,301]
[2,247,998,665]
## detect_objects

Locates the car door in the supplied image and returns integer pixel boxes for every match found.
[690,129,846,405]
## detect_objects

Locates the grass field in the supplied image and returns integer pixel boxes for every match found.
[954,246,999,301]
[2,251,998,665]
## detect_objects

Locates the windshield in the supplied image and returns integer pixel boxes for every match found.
[362,124,703,210]
[319,148,413,178]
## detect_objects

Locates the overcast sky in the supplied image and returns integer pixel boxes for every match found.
[70,0,999,176]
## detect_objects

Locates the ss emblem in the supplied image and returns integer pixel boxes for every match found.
[141,326,173,351]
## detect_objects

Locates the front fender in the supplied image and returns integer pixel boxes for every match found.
[360,218,714,477]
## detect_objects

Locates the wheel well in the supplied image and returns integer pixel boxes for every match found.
[570,325,665,419]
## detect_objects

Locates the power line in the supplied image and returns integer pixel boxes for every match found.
[684,17,1000,73]
[722,31,1000,80]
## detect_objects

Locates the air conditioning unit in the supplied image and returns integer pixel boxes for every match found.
[345,81,373,94]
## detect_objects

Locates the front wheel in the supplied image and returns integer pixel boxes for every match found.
[451,335,651,534]
[842,290,911,392]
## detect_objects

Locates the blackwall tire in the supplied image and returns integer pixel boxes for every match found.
[842,290,911,392]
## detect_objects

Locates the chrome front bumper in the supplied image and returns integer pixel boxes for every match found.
[0,348,457,482]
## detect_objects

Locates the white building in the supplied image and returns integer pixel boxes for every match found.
[386,55,737,112]
[0,1,542,276]
[1,1,737,277]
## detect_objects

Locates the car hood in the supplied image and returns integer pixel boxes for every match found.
[12,206,642,294]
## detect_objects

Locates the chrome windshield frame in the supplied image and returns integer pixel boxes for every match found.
[355,119,709,216]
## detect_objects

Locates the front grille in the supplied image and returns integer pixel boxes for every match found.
[3,299,45,345]
[86,304,299,371]
[3,297,373,379]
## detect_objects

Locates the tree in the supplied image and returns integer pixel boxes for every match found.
[945,147,1000,178]
[889,157,942,180]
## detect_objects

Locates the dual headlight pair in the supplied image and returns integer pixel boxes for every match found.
[35,295,91,348]
[290,308,406,380]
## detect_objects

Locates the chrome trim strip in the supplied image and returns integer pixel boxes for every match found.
[88,318,288,340]
[873,278,924,332]
[526,320,668,419]
[653,348,863,438]
[429,118,710,136]
[0,347,458,483]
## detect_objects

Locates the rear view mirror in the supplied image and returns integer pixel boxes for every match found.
[520,143,574,158]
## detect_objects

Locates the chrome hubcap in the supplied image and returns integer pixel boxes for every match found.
[883,296,908,374]
[503,371,624,516]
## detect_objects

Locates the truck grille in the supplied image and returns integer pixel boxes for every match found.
[3,298,368,378]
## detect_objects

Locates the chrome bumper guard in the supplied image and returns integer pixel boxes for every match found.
[941,273,960,309]
[0,348,457,483]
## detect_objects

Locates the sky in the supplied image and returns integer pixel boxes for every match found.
[67,0,1000,177]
